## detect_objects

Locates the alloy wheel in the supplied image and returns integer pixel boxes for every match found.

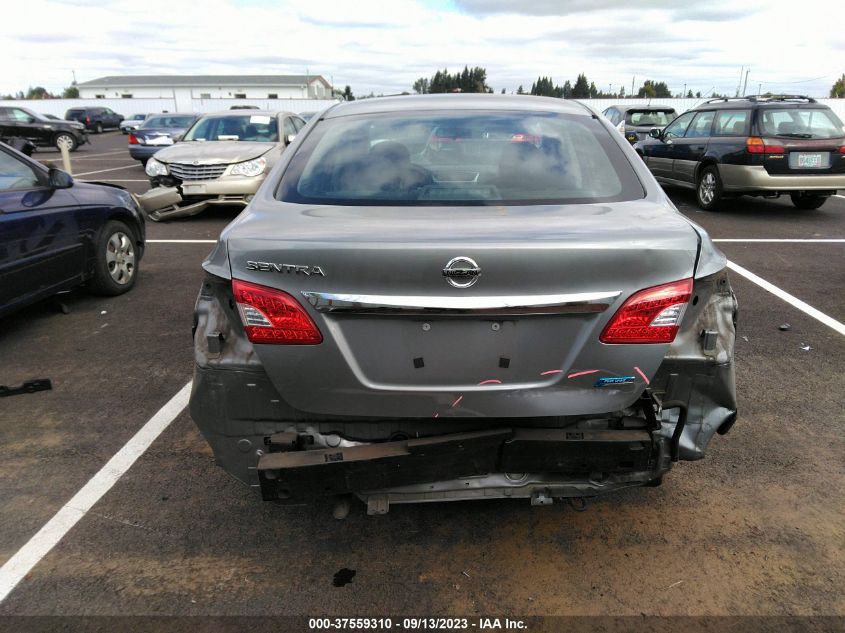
[105,232,135,284]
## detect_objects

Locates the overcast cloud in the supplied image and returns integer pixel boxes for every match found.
[2,0,843,97]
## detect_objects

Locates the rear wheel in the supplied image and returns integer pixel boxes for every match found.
[95,122,103,134]
[54,132,77,152]
[88,220,139,296]
[696,165,723,211]
[790,192,827,210]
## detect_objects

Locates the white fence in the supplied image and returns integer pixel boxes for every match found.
[3,96,844,121]
[0,97,340,117]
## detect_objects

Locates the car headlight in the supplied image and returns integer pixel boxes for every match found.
[145,157,169,177]
[229,157,266,177]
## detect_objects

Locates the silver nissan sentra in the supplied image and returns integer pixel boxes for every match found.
[190,94,738,514]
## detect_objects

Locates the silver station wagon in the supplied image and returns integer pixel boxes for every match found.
[190,95,738,514]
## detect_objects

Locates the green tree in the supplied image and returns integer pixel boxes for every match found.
[26,86,50,99]
[618,85,625,98]
[696,91,702,98]
[588,81,598,98]
[562,80,573,98]
[686,89,694,98]
[830,74,845,98]
[516,85,524,95]
[571,73,590,98]
[422,67,491,93]
[62,85,79,98]
[636,80,671,98]
[413,77,430,94]
[342,85,355,101]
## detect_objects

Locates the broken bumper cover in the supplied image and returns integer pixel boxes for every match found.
[137,183,258,221]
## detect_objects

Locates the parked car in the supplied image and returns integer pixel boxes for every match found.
[602,105,677,145]
[64,106,124,133]
[128,113,200,166]
[635,95,845,210]
[137,110,305,220]
[0,106,88,152]
[120,113,149,134]
[0,141,145,318]
[230,105,260,110]
[188,94,738,513]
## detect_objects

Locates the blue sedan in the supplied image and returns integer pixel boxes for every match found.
[0,141,145,318]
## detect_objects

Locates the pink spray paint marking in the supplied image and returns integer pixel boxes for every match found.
[567,369,600,379]
[540,369,564,376]
[477,379,503,385]
[634,366,650,384]
[451,395,463,408]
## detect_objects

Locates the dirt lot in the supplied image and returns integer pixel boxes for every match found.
[0,132,843,627]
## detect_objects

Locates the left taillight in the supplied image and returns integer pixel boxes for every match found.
[128,133,139,145]
[600,278,693,344]
[232,279,322,345]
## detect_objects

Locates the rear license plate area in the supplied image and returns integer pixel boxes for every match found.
[790,152,829,169]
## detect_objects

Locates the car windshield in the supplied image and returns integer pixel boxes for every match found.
[625,110,675,127]
[182,114,278,141]
[279,110,643,206]
[141,115,196,129]
[757,108,845,139]
[131,114,146,120]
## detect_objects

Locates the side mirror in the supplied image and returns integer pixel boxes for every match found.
[48,168,73,189]
[284,133,296,146]
[648,128,662,139]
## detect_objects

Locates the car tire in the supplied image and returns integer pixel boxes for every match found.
[696,165,723,211]
[54,132,77,152]
[790,193,827,210]
[88,220,139,296]
[140,158,148,167]
[95,122,104,134]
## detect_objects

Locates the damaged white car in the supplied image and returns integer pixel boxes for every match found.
[137,110,306,221]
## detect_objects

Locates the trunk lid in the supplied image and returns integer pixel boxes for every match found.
[225,199,699,418]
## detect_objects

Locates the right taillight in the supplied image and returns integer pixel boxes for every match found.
[746,137,785,154]
[128,133,139,145]
[232,279,322,345]
[600,278,693,344]
[85,115,91,124]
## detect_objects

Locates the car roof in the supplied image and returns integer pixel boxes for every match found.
[607,104,676,113]
[322,94,593,119]
[691,96,830,111]
[203,110,297,117]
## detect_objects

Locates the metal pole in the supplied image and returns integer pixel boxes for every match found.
[60,143,72,175]
[742,69,750,96]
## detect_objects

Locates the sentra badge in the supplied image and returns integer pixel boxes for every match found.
[246,261,325,276]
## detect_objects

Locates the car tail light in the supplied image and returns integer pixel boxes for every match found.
[838,145,845,153]
[128,133,139,145]
[232,279,322,345]
[85,115,91,124]
[746,137,785,154]
[600,278,693,344]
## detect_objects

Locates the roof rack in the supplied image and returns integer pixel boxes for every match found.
[703,94,816,105]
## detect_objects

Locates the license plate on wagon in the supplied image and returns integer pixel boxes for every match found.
[790,152,829,169]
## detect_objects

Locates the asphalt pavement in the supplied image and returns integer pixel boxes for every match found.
[0,132,843,624]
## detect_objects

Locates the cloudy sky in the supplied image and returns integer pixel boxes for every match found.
[2,0,843,98]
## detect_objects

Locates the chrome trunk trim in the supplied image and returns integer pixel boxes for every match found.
[301,290,621,316]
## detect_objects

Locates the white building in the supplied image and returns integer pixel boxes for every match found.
[77,74,333,110]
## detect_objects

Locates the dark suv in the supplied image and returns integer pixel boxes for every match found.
[636,95,845,210]
[64,107,124,133]
[0,106,88,152]
[602,105,676,145]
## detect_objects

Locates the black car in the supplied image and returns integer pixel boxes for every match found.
[0,106,89,152]
[636,95,845,210]
[64,106,124,133]
[602,105,676,145]
[0,141,145,318]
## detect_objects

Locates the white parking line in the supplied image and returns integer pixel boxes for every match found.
[146,239,217,243]
[714,239,845,243]
[834,194,845,200]
[0,381,192,604]
[38,149,128,159]
[79,179,148,183]
[73,165,143,177]
[726,260,845,336]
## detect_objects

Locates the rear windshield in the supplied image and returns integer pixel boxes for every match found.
[625,110,675,127]
[278,111,643,206]
[141,115,196,129]
[758,108,845,139]
[182,114,278,142]
[66,109,84,115]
